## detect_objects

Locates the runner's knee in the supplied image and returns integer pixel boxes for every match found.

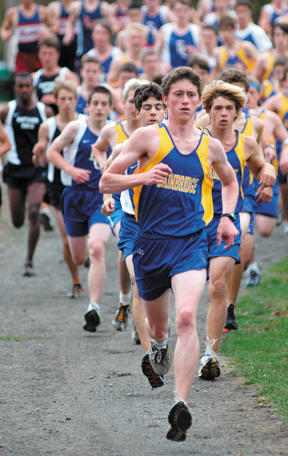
[176,309,195,334]
[89,239,105,260]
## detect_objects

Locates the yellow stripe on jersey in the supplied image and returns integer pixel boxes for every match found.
[197,133,214,225]
[237,43,256,71]
[116,121,129,144]
[219,43,255,71]
[235,133,246,199]
[279,93,288,120]
[241,117,253,137]
[262,52,274,82]
[133,124,174,221]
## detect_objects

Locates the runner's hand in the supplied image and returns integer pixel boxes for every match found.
[217,217,238,250]
[102,198,115,216]
[143,163,172,186]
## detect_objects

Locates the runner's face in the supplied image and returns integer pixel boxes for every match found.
[14,77,34,104]
[128,30,146,51]
[164,79,200,121]
[209,96,237,129]
[273,28,288,50]
[56,89,77,114]
[92,25,110,47]
[87,93,111,121]
[138,96,165,125]
[174,2,190,23]
[274,64,285,81]
[235,5,251,28]
[246,86,260,109]
[118,71,137,88]
[81,63,101,86]
[220,26,235,44]
[39,46,59,68]
[202,29,217,48]
[142,55,159,77]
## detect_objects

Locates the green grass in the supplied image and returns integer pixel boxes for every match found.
[221,257,288,422]
[0,335,40,342]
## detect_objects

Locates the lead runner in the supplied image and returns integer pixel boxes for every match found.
[99,67,239,442]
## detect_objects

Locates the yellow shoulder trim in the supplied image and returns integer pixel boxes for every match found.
[263,53,274,82]
[237,43,256,71]
[219,46,228,70]
[279,94,288,120]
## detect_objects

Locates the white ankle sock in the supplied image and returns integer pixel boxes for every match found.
[119,291,131,306]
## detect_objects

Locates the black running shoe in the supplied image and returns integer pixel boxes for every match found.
[141,353,164,388]
[166,401,192,442]
[224,304,238,331]
[83,305,100,332]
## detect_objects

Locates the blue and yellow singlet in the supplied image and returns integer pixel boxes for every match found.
[133,123,214,237]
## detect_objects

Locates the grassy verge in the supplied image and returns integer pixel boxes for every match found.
[221,258,288,423]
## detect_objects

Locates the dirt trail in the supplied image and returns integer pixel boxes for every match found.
[0,190,287,456]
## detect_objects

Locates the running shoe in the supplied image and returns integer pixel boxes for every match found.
[40,209,54,231]
[68,283,84,299]
[166,401,192,442]
[224,303,238,331]
[131,325,141,345]
[149,341,172,376]
[23,260,35,277]
[83,303,100,332]
[141,353,164,388]
[112,304,130,331]
[198,354,221,380]
[245,269,261,287]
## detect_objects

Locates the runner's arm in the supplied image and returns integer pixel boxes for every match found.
[47,121,91,183]
[100,128,172,193]
[0,121,11,157]
[32,121,49,166]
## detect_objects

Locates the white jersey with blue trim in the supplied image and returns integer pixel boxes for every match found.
[236,23,272,52]
[61,117,98,187]
[47,114,87,183]
[161,23,200,68]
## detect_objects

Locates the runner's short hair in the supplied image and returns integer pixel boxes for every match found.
[53,78,78,99]
[122,78,149,101]
[202,80,246,113]
[80,55,101,69]
[162,66,202,97]
[88,85,113,105]
[220,67,249,92]
[189,55,210,73]
[272,22,288,36]
[219,15,237,29]
[134,82,163,111]
[93,19,113,38]
[38,34,60,52]
[14,72,33,84]
[126,22,148,37]
[235,0,252,11]
[118,62,139,75]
